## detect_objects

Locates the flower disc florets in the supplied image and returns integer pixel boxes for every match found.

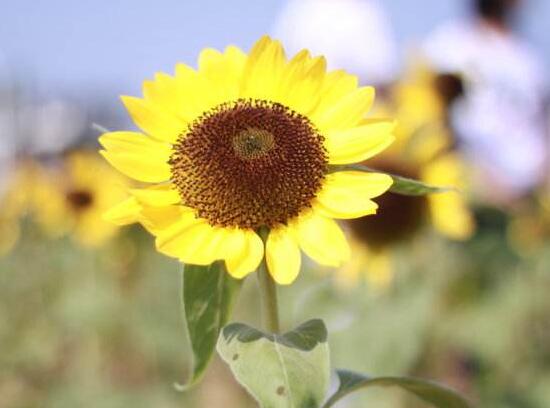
[169,99,328,229]
[66,190,94,211]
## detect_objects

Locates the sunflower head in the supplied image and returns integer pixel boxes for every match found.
[29,151,129,247]
[100,36,395,284]
[66,189,95,211]
[169,98,327,230]
[356,56,475,245]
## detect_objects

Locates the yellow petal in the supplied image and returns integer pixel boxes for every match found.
[99,131,172,156]
[276,50,326,114]
[224,45,248,71]
[99,131,172,183]
[325,120,395,164]
[199,45,247,102]
[422,154,475,240]
[160,63,217,122]
[139,205,191,233]
[292,212,350,267]
[421,152,463,187]
[276,49,310,95]
[241,36,286,100]
[265,226,301,285]
[142,73,194,123]
[74,210,116,248]
[103,197,142,225]
[225,229,264,279]
[407,124,451,165]
[315,171,392,219]
[314,70,358,116]
[155,213,226,265]
[313,86,374,132]
[121,96,186,143]
[129,185,181,207]
[100,149,171,183]
[428,192,475,240]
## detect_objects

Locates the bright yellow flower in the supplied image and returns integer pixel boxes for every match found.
[376,60,474,241]
[421,153,475,240]
[100,36,395,284]
[339,59,475,287]
[30,151,129,247]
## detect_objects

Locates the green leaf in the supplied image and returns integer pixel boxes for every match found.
[323,370,472,408]
[178,262,242,389]
[217,319,330,408]
[389,174,453,196]
[331,163,453,196]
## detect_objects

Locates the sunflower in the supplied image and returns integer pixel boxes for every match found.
[100,36,395,285]
[30,151,129,247]
[390,61,474,241]
[341,60,475,287]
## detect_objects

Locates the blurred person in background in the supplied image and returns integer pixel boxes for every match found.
[273,0,397,86]
[423,0,549,207]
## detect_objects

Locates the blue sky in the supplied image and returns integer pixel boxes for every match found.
[1,0,548,104]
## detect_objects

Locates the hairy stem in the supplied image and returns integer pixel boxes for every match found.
[256,230,280,334]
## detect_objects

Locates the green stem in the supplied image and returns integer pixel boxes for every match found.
[257,230,280,334]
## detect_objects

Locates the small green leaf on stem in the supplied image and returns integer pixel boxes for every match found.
[217,319,330,408]
[177,262,242,390]
[389,173,454,196]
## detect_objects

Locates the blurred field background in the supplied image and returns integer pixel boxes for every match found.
[1,1,550,407]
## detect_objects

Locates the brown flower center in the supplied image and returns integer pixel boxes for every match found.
[232,128,275,160]
[66,190,94,211]
[169,99,328,229]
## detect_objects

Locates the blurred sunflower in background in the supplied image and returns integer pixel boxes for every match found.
[339,60,475,289]
[2,153,128,254]
[100,35,396,285]
[28,151,130,247]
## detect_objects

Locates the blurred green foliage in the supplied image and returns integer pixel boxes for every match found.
[1,212,550,408]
